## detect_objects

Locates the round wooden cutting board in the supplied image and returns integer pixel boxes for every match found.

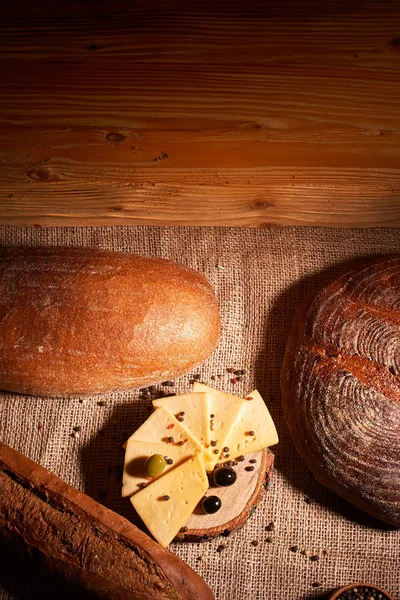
[176,448,274,542]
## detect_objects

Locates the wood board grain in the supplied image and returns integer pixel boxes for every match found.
[0,1,399,227]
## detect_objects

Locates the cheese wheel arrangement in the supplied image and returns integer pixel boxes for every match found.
[123,384,279,547]
[281,257,400,526]
[0,247,220,397]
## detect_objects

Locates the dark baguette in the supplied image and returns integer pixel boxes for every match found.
[0,442,215,600]
[0,246,220,397]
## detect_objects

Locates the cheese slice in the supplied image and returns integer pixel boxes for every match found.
[122,439,195,498]
[220,389,279,462]
[193,382,246,470]
[130,453,208,547]
[152,392,211,449]
[126,406,206,458]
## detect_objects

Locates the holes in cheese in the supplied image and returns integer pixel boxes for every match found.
[192,382,246,470]
[218,390,279,462]
[126,406,207,458]
[152,392,211,450]
[130,453,208,547]
[122,440,196,498]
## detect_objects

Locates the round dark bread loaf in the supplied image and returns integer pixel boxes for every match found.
[0,247,220,397]
[281,257,400,526]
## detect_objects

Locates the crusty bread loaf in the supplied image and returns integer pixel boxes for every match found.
[281,257,400,526]
[0,247,220,396]
[0,441,215,600]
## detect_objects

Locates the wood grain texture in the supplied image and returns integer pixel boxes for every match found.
[0,0,400,226]
[177,449,274,542]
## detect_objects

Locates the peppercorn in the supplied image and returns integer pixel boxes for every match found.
[223,446,229,453]
[211,440,217,447]
[167,437,174,444]
[162,495,170,501]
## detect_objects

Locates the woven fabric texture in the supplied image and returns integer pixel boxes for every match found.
[0,225,399,600]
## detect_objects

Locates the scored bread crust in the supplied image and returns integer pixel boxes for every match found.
[0,247,220,397]
[0,441,215,600]
[281,257,400,526]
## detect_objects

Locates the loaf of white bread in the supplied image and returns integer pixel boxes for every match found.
[0,247,220,396]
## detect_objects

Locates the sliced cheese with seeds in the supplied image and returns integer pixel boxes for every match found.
[152,392,211,449]
[219,390,279,462]
[126,405,206,458]
[131,453,208,547]
[193,382,246,470]
[122,439,195,498]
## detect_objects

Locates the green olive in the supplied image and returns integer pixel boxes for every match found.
[144,454,167,478]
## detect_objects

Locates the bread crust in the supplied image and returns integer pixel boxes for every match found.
[0,247,220,396]
[0,441,215,600]
[281,257,400,526]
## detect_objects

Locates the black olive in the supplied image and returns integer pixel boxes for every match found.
[201,495,222,514]
[212,467,237,487]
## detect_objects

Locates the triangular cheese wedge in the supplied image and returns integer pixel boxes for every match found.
[126,406,206,458]
[220,390,279,462]
[131,453,208,547]
[193,382,246,470]
[122,439,196,498]
[152,392,211,449]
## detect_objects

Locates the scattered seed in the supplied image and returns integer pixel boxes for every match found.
[180,411,185,416]
[245,466,255,472]
[322,549,328,556]
[167,424,174,430]
[70,431,79,439]
[234,369,246,376]
[214,449,219,454]
[223,447,229,453]
[230,378,238,384]
[211,375,216,381]
[226,367,235,373]
[73,426,81,432]
[226,461,233,466]
[232,461,238,466]
[178,441,184,446]
[248,431,255,436]
[265,537,274,543]
[224,454,230,458]
[78,398,87,405]
[216,544,226,553]
[237,455,245,462]
[167,437,174,444]
[249,459,257,464]
[166,458,174,465]
[196,555,204,562]
[97,401,106,407]
[251,540,259,547]
[290,545,298,553]
[211,440,217,447]
[177,416,184,422]
[163,495,170,501]
[312,582,322,588]
[210,414,215,418]
[180,526,188,533]
[140,482,147,488]
[265,522,275,532]
[301,549,309,556]
[310,555,320,562]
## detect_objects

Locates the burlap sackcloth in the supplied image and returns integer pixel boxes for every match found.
[0,225,399,600]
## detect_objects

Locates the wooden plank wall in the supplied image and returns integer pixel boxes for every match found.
[0,0,399,227]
